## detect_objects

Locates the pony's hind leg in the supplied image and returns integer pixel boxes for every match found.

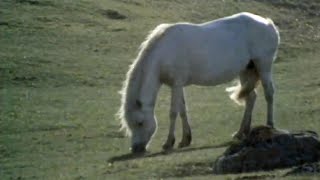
[232,68,259,139]
[254,57,275,127]
[260,72,275,127]
[178,89,192,148]
[163,86,183,151]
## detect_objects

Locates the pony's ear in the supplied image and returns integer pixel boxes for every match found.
[136,99,142,109]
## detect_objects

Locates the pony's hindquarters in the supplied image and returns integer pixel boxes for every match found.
[227,15,280,106]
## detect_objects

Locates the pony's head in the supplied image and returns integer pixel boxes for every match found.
[119,99,157,153]
[117,23,171,153]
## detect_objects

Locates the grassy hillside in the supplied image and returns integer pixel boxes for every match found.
[1,0,320,179]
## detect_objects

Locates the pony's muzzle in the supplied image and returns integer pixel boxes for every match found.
[131,143,146,154]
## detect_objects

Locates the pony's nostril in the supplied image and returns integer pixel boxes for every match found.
[131,144,146,154]
[137,121,143,127]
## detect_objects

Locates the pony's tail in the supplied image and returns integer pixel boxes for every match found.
[226,62,260,106]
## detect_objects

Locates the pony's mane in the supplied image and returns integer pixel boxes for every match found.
[117,23,173,136]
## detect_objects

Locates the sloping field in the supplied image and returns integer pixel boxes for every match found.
[0,0,320,179]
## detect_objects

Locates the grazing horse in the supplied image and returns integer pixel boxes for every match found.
[117,12,280,153]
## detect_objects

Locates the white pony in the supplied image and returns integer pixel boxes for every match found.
[118,12,280,153]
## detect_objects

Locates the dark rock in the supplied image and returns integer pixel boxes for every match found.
[213,126,320,174]
[284,162,320,176]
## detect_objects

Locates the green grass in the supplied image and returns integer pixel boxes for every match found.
[1,0,320,179]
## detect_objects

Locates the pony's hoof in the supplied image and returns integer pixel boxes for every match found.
[232,131,245,140]
[178,134,192,148]
[178,142,190,148]
[162,144,174,151]
[162,138,175,151]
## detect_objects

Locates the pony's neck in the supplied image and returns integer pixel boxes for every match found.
[125,57,160,112]
[139,63,160,109]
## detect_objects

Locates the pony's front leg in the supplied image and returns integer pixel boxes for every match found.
[163,87,182,151]
[233,91,256,140]
[178,90,192,148]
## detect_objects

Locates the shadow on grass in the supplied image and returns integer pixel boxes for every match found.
[108,140,233,163]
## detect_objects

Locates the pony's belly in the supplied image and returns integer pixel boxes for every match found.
[188,70,239,86]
